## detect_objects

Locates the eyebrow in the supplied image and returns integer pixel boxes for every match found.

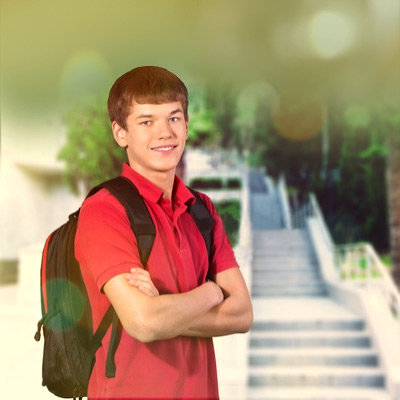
[135,109,183,120]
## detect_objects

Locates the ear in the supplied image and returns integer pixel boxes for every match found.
[112,121,128,148]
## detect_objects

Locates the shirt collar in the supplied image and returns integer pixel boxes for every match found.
[173,174,196,206]
[121,163,195,206]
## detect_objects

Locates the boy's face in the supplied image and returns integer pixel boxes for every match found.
[112,101,188,180]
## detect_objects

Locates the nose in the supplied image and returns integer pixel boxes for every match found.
[156,120,175,139]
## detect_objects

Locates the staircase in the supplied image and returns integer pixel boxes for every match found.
[246,174,390,399]
[252,230,326,297]
[247,297,389,399]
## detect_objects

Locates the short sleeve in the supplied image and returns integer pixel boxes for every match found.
[75,189,142,292]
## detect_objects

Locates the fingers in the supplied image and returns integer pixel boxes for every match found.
[125,268,159,297]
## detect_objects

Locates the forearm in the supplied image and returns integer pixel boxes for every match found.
[120,267,253,340]
[140,282,223,341]
[182,290,253,337]
[104,276,223,343]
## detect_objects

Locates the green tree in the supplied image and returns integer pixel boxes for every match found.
[58,98,126,193]
[204,84,238,149]
[373,92,400,287]
[187,108,220,147]
[331,126,388,250]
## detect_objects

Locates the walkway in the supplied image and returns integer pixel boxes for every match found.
[246,172,390,399]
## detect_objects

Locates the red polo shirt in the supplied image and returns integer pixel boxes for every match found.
[75,164,238,399]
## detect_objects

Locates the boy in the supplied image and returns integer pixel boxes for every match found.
[75,66,253,399]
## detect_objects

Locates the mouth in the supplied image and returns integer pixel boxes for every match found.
[151,145,177,152]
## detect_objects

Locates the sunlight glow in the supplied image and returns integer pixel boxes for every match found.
[309,10,356,59]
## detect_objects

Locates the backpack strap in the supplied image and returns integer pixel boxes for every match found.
[86,176,156,378]
[87,177,156,267]
[186,187,214,266]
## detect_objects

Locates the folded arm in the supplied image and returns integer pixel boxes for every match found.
[183,267,253,337]
[103,272,224,343]
[126,266,253,338]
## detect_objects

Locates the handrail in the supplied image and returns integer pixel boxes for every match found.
[335,242,400,320]
[309,193,335,252]
[277,175,292,229]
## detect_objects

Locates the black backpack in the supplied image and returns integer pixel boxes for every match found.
[34,176,214,399]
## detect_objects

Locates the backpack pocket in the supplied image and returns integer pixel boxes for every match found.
[41,311,92,398]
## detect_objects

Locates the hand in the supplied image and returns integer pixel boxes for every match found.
[125,268,159,297]
[205,280,224,306]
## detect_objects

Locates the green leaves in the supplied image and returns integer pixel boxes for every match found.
[58,98,127,193]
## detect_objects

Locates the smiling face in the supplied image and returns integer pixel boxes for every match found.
[112,101,188,182]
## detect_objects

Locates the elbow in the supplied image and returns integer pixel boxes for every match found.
[124,311,160,343]
[239,303,254,333]
[130,327,158,343]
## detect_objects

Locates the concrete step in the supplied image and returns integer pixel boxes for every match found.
[246,387,391,400]
[252,258,319,268]
[252,276,324,287]
[251,197,284,230]
[248,366,385,388]
[252,318,365,331]
[252,239,311,250]
[253,237,311,247]
[250,330,372,348]
[253,229,309,237]
[253,248,316,257]
[251,298,359,321]
[252,266,322,274]
[249,348,379,367]
[251,271,322,283]
[249,171,269,193]
[253,229,310,242]
[252,285,326,297]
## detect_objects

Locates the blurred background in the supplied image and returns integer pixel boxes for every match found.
[1,0,399,399]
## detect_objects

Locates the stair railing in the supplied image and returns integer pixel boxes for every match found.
[308,193,335,252]
[335,242,400,321]
[277,183,400,324]
[277,175,293,229]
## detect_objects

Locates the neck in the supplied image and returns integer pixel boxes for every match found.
[156,173,175,200]
[130,164,175,200]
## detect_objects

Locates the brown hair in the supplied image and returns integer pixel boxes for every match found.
[107,66,189,129]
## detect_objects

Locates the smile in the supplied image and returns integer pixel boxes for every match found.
[151,145,177,152]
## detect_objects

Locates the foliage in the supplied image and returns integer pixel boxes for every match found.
[187,108,220,147]
[187,84,221,147]
[58,97,127,193]
[233,95,394,253]
[214,200,241,247]
[189,177,242,190]
[260,129,323,196]
[325,128,389,251]
[190,177,223,190]
[203,84,239,149]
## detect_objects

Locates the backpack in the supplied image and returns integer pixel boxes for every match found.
[34,176,214,399]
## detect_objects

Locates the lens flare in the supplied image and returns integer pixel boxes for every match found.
[59,49,113,109]
[271,93,324,141]
[309,10,357,59]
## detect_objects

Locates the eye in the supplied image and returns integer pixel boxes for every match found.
[140,121,151,126]
[169,117,179,122]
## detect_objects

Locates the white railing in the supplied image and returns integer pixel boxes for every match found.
[309,193,335,252]
[277,175,292,229]
[335,242,400,320]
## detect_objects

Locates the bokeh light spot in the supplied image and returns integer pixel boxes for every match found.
[59,50,113,109]
[236,81,278,123]
[271,93,324,141]
[309,10,356,59]
[344,105,371,129]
